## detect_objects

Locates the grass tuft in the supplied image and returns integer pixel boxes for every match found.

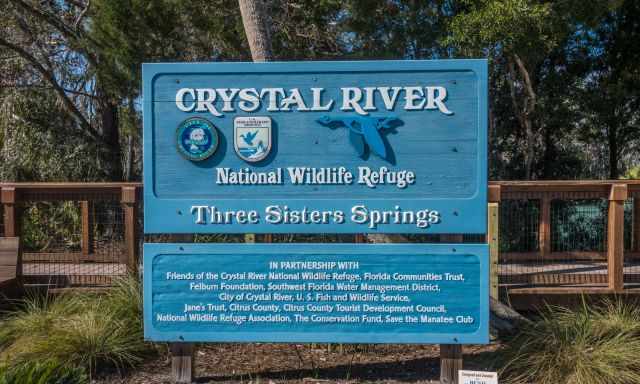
[0,274,151,378]
[494,298,640,384]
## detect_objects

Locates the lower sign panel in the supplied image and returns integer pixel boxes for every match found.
[144,243,489,344]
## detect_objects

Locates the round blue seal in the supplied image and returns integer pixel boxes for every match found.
[176,117,219,161]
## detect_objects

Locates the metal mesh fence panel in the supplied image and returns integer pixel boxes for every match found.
[499,200,539,253]
[19,200,127,287]
[625,197,639,284]
[551,199,608,253]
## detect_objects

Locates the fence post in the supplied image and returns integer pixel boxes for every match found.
[1,187,17,237]
[170,343,194,384]
[633,196,640,253]
[608,184,627,292]
[121,186,138,274]
[81,201,93,257]
[440,344,463,384]
[539,196,551,257]
[488,184,501,300]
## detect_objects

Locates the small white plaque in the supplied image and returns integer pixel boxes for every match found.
[459,370,498,384]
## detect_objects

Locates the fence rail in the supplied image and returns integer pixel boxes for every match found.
[1,181,639,293]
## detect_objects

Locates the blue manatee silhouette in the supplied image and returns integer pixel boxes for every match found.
[316,115,399,159]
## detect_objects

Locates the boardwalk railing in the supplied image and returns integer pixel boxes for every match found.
[492,181,640,293]
[1,181,639,292]
[0,183,140,287]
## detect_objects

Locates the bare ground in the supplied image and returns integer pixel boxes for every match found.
[98,343,500,384]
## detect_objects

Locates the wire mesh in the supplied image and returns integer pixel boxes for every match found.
[551,199,608,252]
[19,200,127,287]
[499,200,540,253]
[4,185,640,290]
[625,197,640,284]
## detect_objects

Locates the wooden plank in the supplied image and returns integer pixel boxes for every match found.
[488,203,499,299]
[440,344,462,384]
[501,251,606,262]
[440,234,463,242]
[170,343,194,384]
[634,197,640,252]
[608,184,627,292]
[0,266,17,281]
[539,196,551,257]
[500,273,607,285]
[81,201,93,257]
[121,186,138,273]
[508,286,615,295]
[488,184,501,203]
[1,187,16,237]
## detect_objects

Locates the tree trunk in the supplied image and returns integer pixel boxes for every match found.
[98,97,123,180]
[238,0,273,61]
[608,124,619,179]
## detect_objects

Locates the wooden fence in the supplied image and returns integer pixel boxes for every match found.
[1,181,639,296]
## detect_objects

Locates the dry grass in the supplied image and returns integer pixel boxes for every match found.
[0,274,152,379]
[494,298,640,384]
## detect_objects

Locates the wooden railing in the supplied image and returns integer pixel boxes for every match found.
[491,181,640,292]
[1,183,141,285]
[1,181,639,292]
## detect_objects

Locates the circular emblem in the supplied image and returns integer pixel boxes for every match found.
[176,117,219,161]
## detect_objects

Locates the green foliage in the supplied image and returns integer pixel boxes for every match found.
[622,167,640,179]
[0,275,151,378]
[0,360,87,384]
[494,299,640,384]
[447,0,558,57]
[20,202,82,252]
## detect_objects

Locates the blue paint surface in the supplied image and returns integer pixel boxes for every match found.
[144,243,489,344]
[143,60,488,233]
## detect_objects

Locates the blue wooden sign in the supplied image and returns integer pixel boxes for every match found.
[144,243,489,344]
[143,60,488,233]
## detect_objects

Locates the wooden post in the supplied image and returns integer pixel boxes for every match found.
[608,184,627,292]
[440,344,463,384]
[121,186,138,273]
[633,197,640,252]
[539,196,551,257]
[167,235,196,383]
[440,235,463,383]
[81,201,93,257]
[488,202,499,299]
[1,187,17,237]
[170,343,194,383]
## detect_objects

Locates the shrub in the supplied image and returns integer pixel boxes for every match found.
[0,360,87,384]
[0,274,151,378]
[494,298,640,384]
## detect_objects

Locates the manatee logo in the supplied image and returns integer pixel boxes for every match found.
[176,117,219,161]
[316,115,400,160]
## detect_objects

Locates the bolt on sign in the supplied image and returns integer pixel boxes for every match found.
[142,60,489,345]
[143,60,488,234]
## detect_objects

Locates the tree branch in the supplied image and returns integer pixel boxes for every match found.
[0,36,103,143]
[513,53,537,116]
[9,0,99,67]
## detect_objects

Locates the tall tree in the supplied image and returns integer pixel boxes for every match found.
[238,0,274,61]
[578,0,640,178]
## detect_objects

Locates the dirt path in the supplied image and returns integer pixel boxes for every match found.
[99,343,499,383]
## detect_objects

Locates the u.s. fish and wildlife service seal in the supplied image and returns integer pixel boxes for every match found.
[176,117,219,161]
